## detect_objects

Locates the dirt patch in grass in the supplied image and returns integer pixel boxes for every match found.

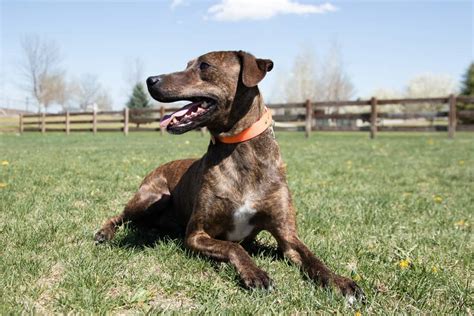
[108,285,197,313]
[149,291,197,312]
[35,263,65,313]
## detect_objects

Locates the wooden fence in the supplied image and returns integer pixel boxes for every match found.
[18,107,174,135]
[6,95,474,139]
[270,95,474,139]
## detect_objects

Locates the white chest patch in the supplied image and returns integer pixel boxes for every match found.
[226,199,257,241]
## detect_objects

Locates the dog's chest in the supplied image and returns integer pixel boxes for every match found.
[226,198,257,241]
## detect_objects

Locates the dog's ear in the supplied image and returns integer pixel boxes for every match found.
[238,51,274,87]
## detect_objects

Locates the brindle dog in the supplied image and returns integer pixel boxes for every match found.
[95,51,364,300]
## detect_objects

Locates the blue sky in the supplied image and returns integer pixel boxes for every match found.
[1,0,472,111]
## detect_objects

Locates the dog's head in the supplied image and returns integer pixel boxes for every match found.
[147,51,273,134]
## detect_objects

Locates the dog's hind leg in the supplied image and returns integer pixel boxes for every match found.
[94,178,171,244]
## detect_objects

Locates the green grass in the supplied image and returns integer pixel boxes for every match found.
[1,131,473,314]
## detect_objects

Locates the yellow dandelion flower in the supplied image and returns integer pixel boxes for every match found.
[0,182,7,188]
[455,220,468,229]
[399,259,410,269]
[355,311,362,316]
[458,160,465,165]
[1,160,8,166]
[427,139,434,145]
[352,274,362,282]
[431,266,438,273]
[433,195,443,203]
[346,160,353,165]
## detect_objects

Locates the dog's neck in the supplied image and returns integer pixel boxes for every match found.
[213,87,266,138]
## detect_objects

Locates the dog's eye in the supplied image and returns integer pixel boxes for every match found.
[199,62,210,70]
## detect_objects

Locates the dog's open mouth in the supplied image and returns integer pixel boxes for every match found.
[160,98,216,131]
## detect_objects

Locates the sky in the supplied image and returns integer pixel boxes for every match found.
[1,0,473,111]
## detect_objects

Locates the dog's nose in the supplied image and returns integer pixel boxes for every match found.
[146,76,161,87]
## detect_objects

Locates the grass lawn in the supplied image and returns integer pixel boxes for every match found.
[0,131,472,314]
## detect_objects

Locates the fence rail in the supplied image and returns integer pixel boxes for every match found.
[3,95,474,138]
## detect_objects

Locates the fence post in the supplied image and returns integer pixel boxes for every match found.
[19,114,23,134]
[123,107,129,135]
[41,112,46,134]
[448,94,456,139]
[160,106,165,136]
[92,110,97,135]
[65,111,70,135]
[370,97,378,139]
[305,99,312,138]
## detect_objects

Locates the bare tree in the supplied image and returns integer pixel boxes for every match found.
[74,74,112,111]
[285,46,320,103]
[321,43,354,102]
[284,44,354,106]
[43,72,76,112]
[95,91,113,111]
[75,74,101,111]
[19,34,63,112]
[39,73,63,109]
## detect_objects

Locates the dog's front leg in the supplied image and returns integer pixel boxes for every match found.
[186,230,273,290]
[272,229,365,300]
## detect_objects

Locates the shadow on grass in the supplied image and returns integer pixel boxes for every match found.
[103,224,285,289]
[110,224,283,261]
[112,225,185,249]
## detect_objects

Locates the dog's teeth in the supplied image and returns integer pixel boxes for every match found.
[201,101,208,109]
[172,117,178,124]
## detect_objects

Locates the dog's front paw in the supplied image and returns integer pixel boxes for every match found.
[333,276,365,304]
[241,267,274,290]
[94,229,113,244]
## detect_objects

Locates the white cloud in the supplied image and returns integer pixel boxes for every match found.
[170,0,183,9]
[207,0,338,21]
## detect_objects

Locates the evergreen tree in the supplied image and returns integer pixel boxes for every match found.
[460,62,474,96]
[458,62,474,124]
[126,83,151,127]
[126,83,149,109]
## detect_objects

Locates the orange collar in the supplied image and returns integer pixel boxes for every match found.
[211,108,273,144]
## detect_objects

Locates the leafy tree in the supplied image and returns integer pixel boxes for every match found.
[126,83,151,127]
[458,62,474,124]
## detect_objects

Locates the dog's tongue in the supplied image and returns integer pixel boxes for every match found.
[160,108,189,128]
